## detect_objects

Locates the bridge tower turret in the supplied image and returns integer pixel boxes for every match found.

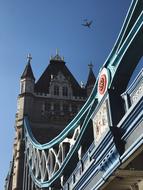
[20,54,35,94]
[16,54,35,127]
[11,54,35,190]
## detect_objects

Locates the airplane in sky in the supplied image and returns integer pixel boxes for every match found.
[82,19,93,28]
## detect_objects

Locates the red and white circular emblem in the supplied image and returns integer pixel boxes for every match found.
[98,68,110,99]
[98,74,107,95]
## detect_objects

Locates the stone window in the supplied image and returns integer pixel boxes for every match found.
[54,85,59,95]
[21,82,24,93]
[63,86,68,96]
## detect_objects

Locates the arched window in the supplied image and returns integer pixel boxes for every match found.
[54,85,59,95]
[63,86,68,96]
[21,82,24,93]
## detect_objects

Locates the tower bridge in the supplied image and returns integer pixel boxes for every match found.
[5,0,143,189]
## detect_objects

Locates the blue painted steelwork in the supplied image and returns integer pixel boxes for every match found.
[23,0,143,188]
[63,67,143,190]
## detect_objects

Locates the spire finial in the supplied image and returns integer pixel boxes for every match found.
[27,53,32,64]
[56,48,59,55]
[88,62,93,70]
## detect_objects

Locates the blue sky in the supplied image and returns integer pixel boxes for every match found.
[0,0,133,189]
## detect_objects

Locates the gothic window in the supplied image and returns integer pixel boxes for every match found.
[63,86,68,96]
[54,85,59,95]
[21,83,24,93]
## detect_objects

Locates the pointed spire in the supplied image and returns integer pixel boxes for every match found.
[88,63,93,70]
[21,54,35,80]
[27,53,32,64]
[86,62,96,87]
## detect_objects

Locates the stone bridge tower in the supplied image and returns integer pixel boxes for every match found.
[5,52,96,190]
